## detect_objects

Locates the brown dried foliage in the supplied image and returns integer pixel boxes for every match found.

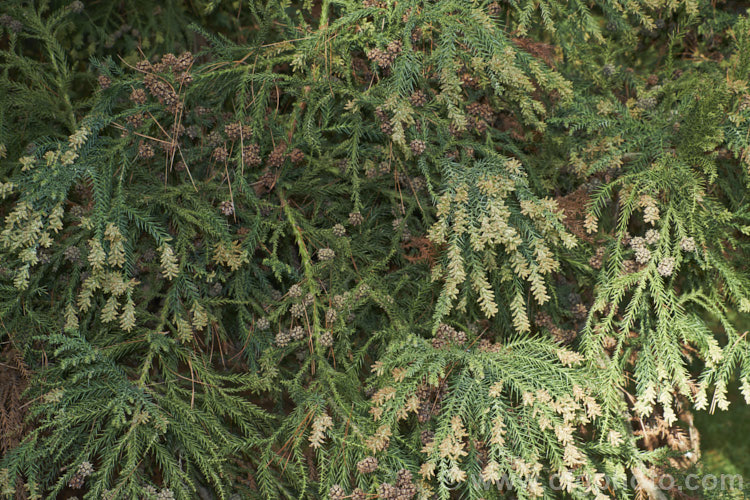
[511,37,559,68]
[555,186,594,242]
[400,236,441,266]
[0,346,30,454]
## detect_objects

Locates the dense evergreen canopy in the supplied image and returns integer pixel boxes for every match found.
[1,0,749,498]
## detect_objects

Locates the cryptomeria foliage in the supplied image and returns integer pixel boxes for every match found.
[1,0,749,499]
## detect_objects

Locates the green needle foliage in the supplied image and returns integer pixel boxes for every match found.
[0,0,749,499]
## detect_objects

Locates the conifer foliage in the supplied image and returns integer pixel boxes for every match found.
[1,0,750,499]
